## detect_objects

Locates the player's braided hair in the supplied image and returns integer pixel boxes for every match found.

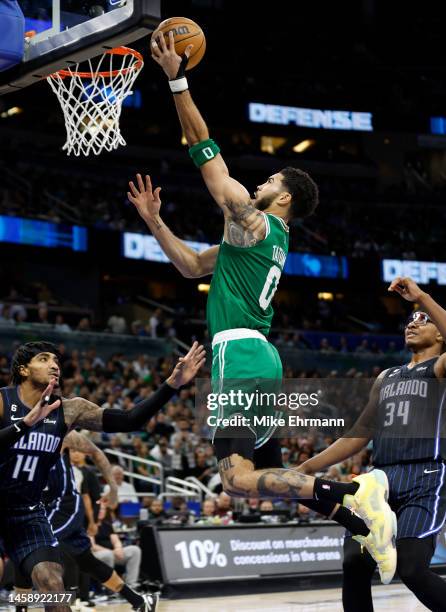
[10,341,61,385]
[280,167,319,220]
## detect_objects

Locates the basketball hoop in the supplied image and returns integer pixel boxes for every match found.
[47,47,144,157]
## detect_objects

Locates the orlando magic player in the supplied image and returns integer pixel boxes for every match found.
[0,340,205,612]
[14,430,155,611]
[299,277,446,611]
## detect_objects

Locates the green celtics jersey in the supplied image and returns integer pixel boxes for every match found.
[207,213,289,340]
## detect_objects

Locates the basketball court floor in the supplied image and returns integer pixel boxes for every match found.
[93,586,433,611]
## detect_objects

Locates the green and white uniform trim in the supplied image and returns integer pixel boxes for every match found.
[207,213,289,448]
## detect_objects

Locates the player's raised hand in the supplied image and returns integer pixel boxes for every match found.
[151,30,193,80]
[23,379,61,427]
[388,276,425,302]
[128,174,162,222]
[167,341,206,389]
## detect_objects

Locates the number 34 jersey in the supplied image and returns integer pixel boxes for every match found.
[373,357,446,466]
[0,385,67,506]
[207,213,289,340]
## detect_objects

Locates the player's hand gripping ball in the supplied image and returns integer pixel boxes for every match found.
[151,17,206,69]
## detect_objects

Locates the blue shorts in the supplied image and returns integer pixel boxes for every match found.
[0,503,58,566]
[46,504,90,556]
[384,461,446,539]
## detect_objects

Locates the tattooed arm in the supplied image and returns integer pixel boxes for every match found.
[64,343,205,433]
[223,199,267,247]
[63,431,118,508]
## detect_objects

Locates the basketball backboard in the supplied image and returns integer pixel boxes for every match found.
[0,0,160,95]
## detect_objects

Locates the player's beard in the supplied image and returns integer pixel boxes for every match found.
[254,192,276,211]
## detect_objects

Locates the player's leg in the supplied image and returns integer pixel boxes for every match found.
[342,537,375,612]
[29,559,69,612]
[75,547,158,611]
[253,438,370,536]
[13,563,33,612]
[213,337,395,579]
[397,537,446,611]
[392,462,446,611]
[3,506,70,612]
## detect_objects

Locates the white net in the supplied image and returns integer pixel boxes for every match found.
[47,47,144,157]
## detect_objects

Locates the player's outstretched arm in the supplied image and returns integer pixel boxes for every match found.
[128,173,218,277]
[151,33,266,245]
[299,372,385,474]
[63,430,118,508]
[64,342,206,432]
[389,276,446,344]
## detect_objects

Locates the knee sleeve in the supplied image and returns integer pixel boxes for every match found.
[75,549,114,584]
[22,547,62,580]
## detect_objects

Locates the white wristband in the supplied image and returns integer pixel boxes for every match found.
[169,77,188,94]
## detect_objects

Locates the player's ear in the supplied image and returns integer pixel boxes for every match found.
[19,364,29,379]
[277,191,292,206]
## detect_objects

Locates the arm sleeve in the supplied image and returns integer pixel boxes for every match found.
[0,419,31,452]
[102,382,177,433]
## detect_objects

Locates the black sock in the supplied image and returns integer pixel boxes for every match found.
[333,505,370,536]
[119,584,144,609]
[314,478,359,504]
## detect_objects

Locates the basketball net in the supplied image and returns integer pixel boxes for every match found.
[47,47,144,157]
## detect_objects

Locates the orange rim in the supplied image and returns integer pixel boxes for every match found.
[49,47,144,79]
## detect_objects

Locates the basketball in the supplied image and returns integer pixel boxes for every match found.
[151,17,206,70]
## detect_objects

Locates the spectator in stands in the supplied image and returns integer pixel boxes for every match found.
[189,448,215,485]
[70,448,102,534]
[101,393,122,410]
[215,492,232,519]
[107,314,127,334]
[132,354,150,379]
[103,465,138,504]
[54,313,71,332]
[201,498,217,519]
[319,338,335,353]
[148,498,167,524]
[133,443,153,494]
[77,316,91,331]
[281,447,291,468]
[355,339,370,353]
[150,436,174,472]
[0,304,14,326]
[295,503,315,523]
[259,500,274,513]
[149,308,162,338]
[338,336,349,353]
[37,302,49,325]
[91,502,142,589]
[171,417,199,479]
[150,413,175,439]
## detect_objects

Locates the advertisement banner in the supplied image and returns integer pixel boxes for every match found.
[156,524,345,583]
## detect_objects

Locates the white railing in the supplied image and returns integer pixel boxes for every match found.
[185,476,217,499]
[104,448,164,492]
[163,476,202,502]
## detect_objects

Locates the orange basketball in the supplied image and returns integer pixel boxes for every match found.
[152,17,206,70]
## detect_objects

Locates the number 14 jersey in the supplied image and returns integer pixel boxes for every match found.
[207,213,289,340]
[0,385,67,506]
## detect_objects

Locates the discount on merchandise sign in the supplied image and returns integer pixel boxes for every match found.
[156,524,345,583]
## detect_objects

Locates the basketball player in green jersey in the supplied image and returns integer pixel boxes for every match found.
[127,32,398,582]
